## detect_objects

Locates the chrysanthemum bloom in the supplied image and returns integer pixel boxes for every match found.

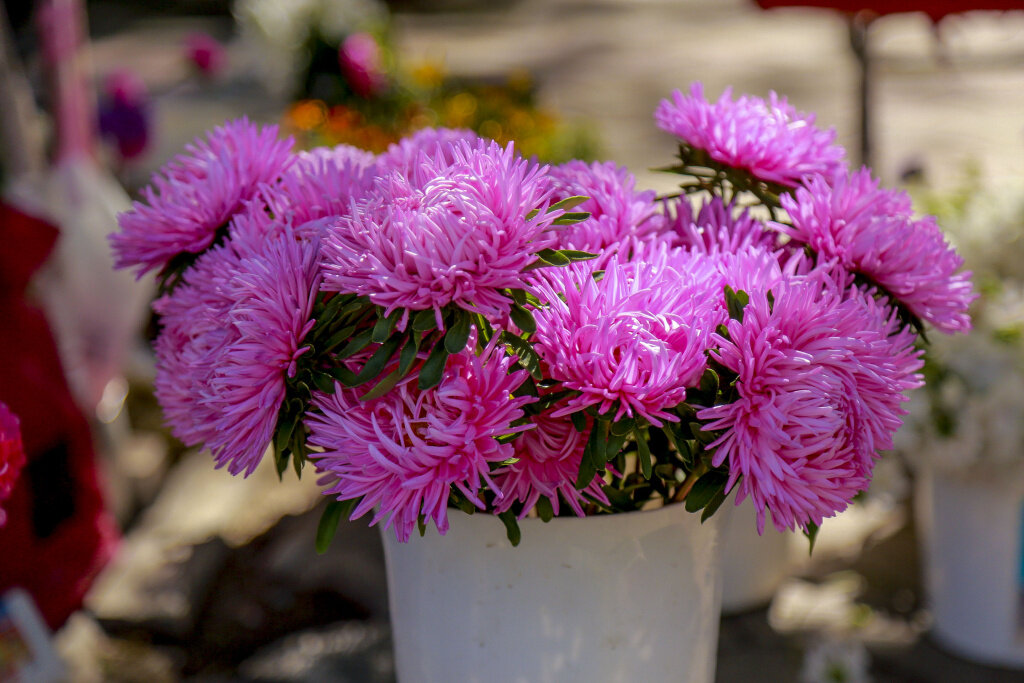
[153,231,320,475]
[773,169,976,333]
[531,247,724,426]
[664,196,778,256]
[231,144,377,246]
[307,335,534,542]
[492,406,609,519]
[654,82,846,187]
[320,139,561,329]
[0,401,26,526]
[374,127,482,178]
[111,118,294,276]
[545,160,665,260]
[698,278,923,533]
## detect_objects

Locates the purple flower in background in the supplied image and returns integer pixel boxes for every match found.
[184,32,226,78]
[308,336,534,542]
[698,278,923,533]
[774,169,976,333]
[531,247,724,426]
[98,69,151,162]
[339,32,387,98]
[153,232,319,475]
[545,160,665,260]
[0,401,26,526]
[111,118,294,277]
[320,139,560,328]
[654,82,846,187]
[493,407,609,519]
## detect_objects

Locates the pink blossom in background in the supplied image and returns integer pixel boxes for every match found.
[774,169,976,333]
[320,140,560,329]
[98,69,151,161]
[111,118,294,277]
[664,196,777,256]
[545,160,665,260]
[531,247,724,427]
[339,33,387,98]
[0,402,25,526]
[654,82,846,187]
[308,336,535,542]
[184,32,226,78]
[493,407,609,519]
[698,277,923,533]
[153,232,319,475]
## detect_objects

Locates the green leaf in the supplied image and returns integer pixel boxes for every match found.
[372,308,401,343]
[684,471,729,513]
[536,496,554,523]
[570,411,587,433]
[549,195,589,212]
[352,334,403,386]
[509,304,536,334]
[274,445,290,480]
[558,250,599,262]
[316,499,357,554]
[330,365,359,386]
[312,371,336,394]
[700,487,729,522]
[498,510,522,547]
[444,312,472,353]
[275,412,298,462]
[322,323,357,353]
[804,522,820,555]
[575,436,599,490]
[551,212,591,225]
[338,328,374,359]
[610,417,636,437]
[398,332,422,377]
[699,368,719,396]
[418,340,450,391]
[499,332,543,380]
[360,369,402,401]
[475,313,495,346]
[724,286,749,323]
[412,308,438,332]
[605,430,627,463]
[635,427,653,479]
[535,248,571,266]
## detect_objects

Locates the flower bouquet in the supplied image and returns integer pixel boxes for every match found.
[109,82,973,552]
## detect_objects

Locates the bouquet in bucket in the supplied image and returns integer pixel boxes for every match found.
[110,82,974,548]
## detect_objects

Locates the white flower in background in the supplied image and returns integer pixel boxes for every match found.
[233,0,387,94]
[800,637,871,683]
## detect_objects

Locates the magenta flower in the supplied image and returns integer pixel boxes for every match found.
[184,32,226,78]
[654,82,846,187]
[531,247,724,427]
[664,196,778,256]
[0,401,26,526]
[339,32,387,98]
[98,69,151,161]
[307,336,534,542]
[545,160,665,260]
[374,127,482,178]
[493,407,609,519]
[111,118,294,277]
[153,232,319,475]
[773,169,976,333]
[698,278,923,533]
[320,139,560,328]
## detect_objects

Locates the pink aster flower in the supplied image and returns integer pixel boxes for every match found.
[111,118,294,276]
[545,160,665,261]
[664,196,778,255]
[531,247,724,427]
[772,169,975,333]
[153,231,319,475]
[307,335,534,542]
[493,407,609,519]
[0,401,26,526]
[320,139,561,328]
[374,127,482,178]
[654,82,846,187]
[698,278,923,533]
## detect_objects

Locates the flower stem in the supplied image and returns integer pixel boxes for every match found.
[671,459,709,504]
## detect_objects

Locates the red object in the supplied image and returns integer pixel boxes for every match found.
[0,201,119,629]
[754,1,1024,22]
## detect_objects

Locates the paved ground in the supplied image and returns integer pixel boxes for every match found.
[28,0,1024,680]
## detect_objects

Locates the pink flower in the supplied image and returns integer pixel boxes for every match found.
[531,247,724,427]
[773,169,975,333]
[664,196,778,255]
[0,402,26,526]
[339,33,387,98]
[307,336,534,542]
[184,32,226,78]
[153,231,319,475]
[493,407,609,519]
[375,127,482,178]
[545,160,665,261]
[654,82,846,187]
[320,139,560,328]
[112,118,294,277]
[698,278,923,533]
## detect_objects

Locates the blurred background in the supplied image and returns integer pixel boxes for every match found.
[1,0,1023,680]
